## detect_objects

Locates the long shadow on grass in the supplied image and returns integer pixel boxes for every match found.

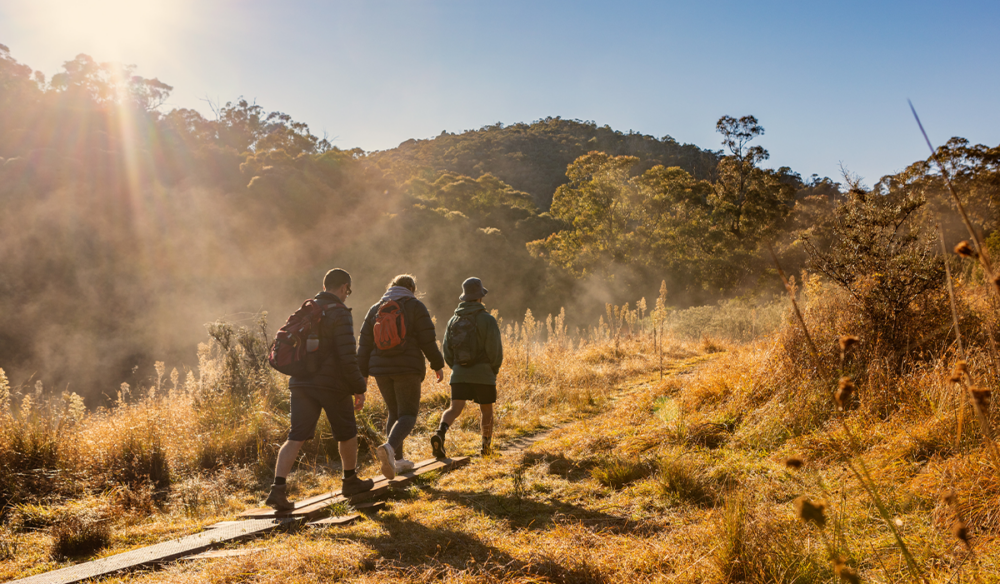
[347,514,611,583]
[418,485,657,536]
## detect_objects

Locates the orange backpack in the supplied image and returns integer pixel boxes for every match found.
[373,299,407,353]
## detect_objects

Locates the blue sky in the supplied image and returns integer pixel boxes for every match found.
[2,0,997,185]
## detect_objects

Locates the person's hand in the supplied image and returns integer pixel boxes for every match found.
[434,369,444,383]
[354,393,366,411]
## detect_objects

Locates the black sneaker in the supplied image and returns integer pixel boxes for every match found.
[342,475,374,497]
[430,434,447,459]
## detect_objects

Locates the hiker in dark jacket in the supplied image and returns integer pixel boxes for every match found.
[358,274,445,479]
[431,277,503,458]
[265,268,374,510]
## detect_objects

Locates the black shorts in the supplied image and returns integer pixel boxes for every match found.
[288,386,357,442]
[450,383,497,405]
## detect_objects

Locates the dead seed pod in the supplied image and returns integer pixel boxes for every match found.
[835,377,855,410]
[952,518,971,548]
[793,496,826,528]
[838,335,859,355]
[954,241,978,259]
[970,387,991,412]
[949,360,968,383]
[833,556,861,584]
[785,456,804,470]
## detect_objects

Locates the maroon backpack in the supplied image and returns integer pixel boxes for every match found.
[268,299,337,377]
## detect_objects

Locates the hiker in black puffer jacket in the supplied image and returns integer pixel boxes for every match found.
[264,268,374,511]
[358,274,445,479]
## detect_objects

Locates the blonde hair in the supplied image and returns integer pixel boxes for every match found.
[388,274,417,293]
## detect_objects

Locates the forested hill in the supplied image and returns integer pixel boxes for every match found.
[369,118,721,209]
[2,47,998,401]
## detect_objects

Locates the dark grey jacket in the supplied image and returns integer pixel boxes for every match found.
[358,297,445,378]
[288,291,367,395]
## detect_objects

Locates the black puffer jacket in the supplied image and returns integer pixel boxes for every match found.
[288,291,367,395]
[358,297,445,378]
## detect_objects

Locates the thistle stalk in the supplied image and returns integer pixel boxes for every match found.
[770,247,928,584]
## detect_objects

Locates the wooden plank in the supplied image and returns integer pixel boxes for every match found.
[305,514,361,528]
[7,518,298,584]
[354,501,385,514]
[239,457,442,518]
[240,457,469,520]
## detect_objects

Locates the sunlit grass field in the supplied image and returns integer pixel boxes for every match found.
[2,284,1000,583]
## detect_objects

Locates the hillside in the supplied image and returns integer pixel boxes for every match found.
[368,117,721,209]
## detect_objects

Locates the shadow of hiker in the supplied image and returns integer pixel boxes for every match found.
[517,451,599,483]
[344,513,612,584]
[418,485,664,536]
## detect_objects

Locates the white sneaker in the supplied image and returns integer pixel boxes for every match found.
[395,459,415,473]
[376,443,396,479]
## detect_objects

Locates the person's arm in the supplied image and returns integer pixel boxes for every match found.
[483,314,503,374]
[331,307,367,394]
[413,301,445,372]
[357,306,376,378]
[442,317,455,369]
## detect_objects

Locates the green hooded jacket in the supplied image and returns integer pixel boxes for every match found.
[442,301,503,385]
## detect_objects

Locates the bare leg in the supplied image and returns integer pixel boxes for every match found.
[274,440,305,479]
[338,436,359,471]
[479,403,494,439]
[441,399,467,427]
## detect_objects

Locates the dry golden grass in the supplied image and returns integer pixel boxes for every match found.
[4,287,1000,583]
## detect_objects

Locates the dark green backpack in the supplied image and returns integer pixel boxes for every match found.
[448,313,483,366]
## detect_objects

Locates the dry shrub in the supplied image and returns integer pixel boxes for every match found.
[49,508,110,559]
[0,525,15,561]
[0,416,67,508]
[657,456,721,507]
[590,455,654,489]
[716,493,826,583]
[102,431,170,489]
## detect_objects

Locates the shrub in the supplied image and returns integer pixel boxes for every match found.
[103,432,170,490]
[657,456,719,506]
[49,509,109,559]
[803,185,947,362]
[715,493,826,583]
[591,455,654,489]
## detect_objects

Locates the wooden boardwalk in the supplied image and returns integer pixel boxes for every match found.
[240,456,469,521]
[7,518,298,584]
[8,456,469,584]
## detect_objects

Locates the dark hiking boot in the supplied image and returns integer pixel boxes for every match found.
[264,484,294,511]
[376,443,396,480]
[342,475,374,497]
[431,434,446,459]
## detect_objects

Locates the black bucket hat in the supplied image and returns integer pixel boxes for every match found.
[460,277,488,301]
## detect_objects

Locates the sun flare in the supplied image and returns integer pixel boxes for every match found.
[13,0,184,62]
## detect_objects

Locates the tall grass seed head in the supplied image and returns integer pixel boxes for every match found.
[949,360,968,383]
[952,518,971,547]
[833,556,861,584]
[793,496,827,528]
[835,377,855,410]
[970,387,991,412]
[838,335,860,354]
[954,241,978,259]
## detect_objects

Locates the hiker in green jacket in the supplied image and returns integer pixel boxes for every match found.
[432,277,504,457]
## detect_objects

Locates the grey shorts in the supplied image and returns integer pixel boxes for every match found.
[288,386,357,442]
